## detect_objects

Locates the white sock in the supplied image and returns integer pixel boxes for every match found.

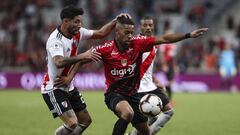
[71,123,87,135]
[150,109,174,135]
[148,116,158,126]
[55,125,73,135]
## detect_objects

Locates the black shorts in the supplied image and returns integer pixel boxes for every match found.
[138,87,169,107]
[104,92,148,126]
[42,88,86,118]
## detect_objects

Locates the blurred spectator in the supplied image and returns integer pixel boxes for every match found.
[219,44,237,90]
[0,0,239,75]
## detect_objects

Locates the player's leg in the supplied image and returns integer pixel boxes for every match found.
[165,62,175,100]
[149,89,174,135]
[69,89,92,134]
[42,90,79,135]
[150,103,174,135]
[129,94,150,135]
[133,122,149,135]
[105,92,134,135]
[56,110,79,135]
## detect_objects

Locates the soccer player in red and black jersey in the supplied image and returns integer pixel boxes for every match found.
[57,16,208,135]
[94,16,207,135]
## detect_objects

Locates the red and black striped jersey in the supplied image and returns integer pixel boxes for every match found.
[94,36,156,96]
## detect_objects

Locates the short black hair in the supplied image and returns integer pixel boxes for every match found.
[142,16,154,20]
[117,16,135,25]
[60,5,84,20]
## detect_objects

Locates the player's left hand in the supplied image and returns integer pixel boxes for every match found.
[54,76,72,87]
[190,28,208,38]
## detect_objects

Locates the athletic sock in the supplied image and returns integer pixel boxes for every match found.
[112,118,129,135]
[150,109,174,135]
[55,124,73,135]
[71,123,88,135]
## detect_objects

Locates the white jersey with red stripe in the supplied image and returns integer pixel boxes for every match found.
[41,27,93,94]
[138,47,158,93]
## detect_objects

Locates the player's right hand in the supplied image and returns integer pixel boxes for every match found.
[81,48,102,63]
[54,76,72,87]
[116,13,132,19]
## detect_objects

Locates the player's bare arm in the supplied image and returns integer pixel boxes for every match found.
[54,63,79,87]
[53,49,101,68]
[153,28,208,45]
[91,13,131,39]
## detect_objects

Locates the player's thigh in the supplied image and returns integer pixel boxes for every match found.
[105,92,134,119]
[42,90,74,118]
[128,98,148,126]
[115,100,134,117]
[69,88,87,113]
[68,88,91,124]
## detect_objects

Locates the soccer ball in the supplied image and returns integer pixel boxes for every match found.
[139,94,163,117]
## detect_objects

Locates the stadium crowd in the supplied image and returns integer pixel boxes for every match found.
[0,0,239,75]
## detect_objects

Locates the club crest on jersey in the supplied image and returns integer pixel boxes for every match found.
[121,59,127,66]
[61,101,68,108]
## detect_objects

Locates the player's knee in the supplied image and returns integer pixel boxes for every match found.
[120,110,134,122]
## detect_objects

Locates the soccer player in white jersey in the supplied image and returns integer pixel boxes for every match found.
[41,5,130,135]
[128,16,174,135]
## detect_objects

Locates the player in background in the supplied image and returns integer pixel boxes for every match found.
[127,16,174,135]
[159,20,177,102]
[41,5,130,135]
[56,16,208,135]
[219,44,237,90]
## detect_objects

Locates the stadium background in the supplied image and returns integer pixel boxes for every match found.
[0,0,240,135]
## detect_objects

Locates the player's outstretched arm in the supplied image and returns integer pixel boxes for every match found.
[54,48,101,87]
[153,28,208,45]
[91,13,131,39]
[53,48,101,68]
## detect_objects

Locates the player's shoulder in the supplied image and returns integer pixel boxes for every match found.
[46,29,64,47]
[79,27,90,32]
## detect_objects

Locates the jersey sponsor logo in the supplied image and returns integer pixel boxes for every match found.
[121,59,127,66]
[111,63,136,77]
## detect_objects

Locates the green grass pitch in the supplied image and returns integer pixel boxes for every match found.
[0,90,239,135]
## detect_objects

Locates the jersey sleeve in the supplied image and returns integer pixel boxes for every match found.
[133,36,156,52]
[80,27,94,40]
[47,39,64,58]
